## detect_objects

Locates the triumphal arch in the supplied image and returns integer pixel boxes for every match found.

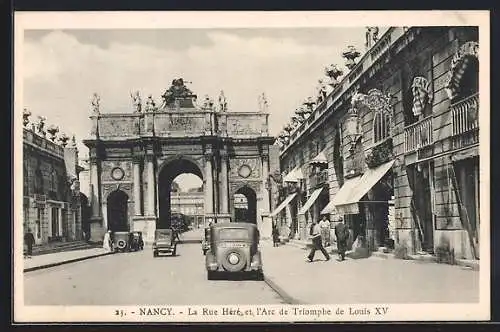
[84,79,277,243]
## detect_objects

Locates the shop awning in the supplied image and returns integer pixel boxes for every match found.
[309,151,328,166]
[335,160,395,214]
[283,169,298,183]
[270,193,297,217]
[283,167,305,183]
[321,176,362,215]
[298,187,324,215]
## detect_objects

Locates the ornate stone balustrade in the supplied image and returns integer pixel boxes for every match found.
[91,110,269,140]
[23,127,65,158]
[404,116,433,153]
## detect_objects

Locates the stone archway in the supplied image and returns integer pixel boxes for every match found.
[157,157,204,229]
[234,186,257,224]
[107,190,129,232]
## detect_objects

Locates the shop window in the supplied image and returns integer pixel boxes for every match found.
[373,110,391,143]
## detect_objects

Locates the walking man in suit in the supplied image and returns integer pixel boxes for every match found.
[307,220,330,262]
[335,217,350,261]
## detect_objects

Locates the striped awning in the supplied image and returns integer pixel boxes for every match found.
[445,41,479,100]
[270,193,297,217]
[298,187,324,215]
[309,151,328,166]
[283,167,305,183]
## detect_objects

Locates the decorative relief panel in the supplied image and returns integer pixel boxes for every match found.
[229,180,262,196]
[101,160,132,182]
[229,158,261,180]
[226,114,264,137]
[98,116,140,139]
[154,112,207,137]
[102,182,133,201]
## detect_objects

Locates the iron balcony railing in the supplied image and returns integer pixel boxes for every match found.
[404,116,433,153]
[451,93,479,137]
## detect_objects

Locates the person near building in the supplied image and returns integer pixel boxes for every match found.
[335,217,350,261]
[24,228,35,258]
[319,215,331,247]
[102,230,113,252]
[272,221,280,247]
[306,219,330,262]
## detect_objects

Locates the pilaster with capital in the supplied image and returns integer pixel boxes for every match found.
[89,155,101,219]
[261,154,271,214]
[219,152,229,214]
[145,153,156,216]
[132,155,143,216]
[204,153,214,215]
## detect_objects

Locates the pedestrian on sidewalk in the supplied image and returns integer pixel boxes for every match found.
[272,221,280,247]
[306,220,330,262]
[319,215,331,247]
[103,230,113,252]
[334,217,350,261]
[24,228,35,259]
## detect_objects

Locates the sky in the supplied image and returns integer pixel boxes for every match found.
[23,27,387,190]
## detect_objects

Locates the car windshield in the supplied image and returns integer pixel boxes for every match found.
[218,228,250,240]
[156,230,172,238]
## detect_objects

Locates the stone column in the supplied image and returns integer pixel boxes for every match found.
[204,154,214,215]
[89,160,100,218]
[220,154,229,214]
[260,155,272,239]
[101,202,108,230]
[133,159,142,216]
[261,155,271,213]
[146,154,155,216]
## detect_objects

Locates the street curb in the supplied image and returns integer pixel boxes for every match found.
[23,252,115,273]
[263,275,304,305]
[371,251,479,271]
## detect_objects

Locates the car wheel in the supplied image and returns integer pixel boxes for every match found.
[221,248,247,272]
[172,247,177,256]
[153,251,158,258]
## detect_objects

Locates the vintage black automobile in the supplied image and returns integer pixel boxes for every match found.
[113,231,131,252]
[205,222,263,280]
[153,229,177,257]
[129,231,144,251]
[201,227,211,255]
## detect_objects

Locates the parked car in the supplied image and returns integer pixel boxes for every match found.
[153,229,177,257]
[202,226,210,255]
[113,231,130,252]
[129,231,144,251]
[205,222,263,280]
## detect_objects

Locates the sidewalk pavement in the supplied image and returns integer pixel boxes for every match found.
[23,228,204,273]
[260,240,479,304]
[23,247,114,272]
[286,238,479,271]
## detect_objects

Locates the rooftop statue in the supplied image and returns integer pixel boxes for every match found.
[218,90,228,112]
[145,95,157,113]
[202,94,214,110]
[258,93,268,112]
[365,26,379,49]
[130,91,142,113]
[160,78,197,110]
[91,93,100,115]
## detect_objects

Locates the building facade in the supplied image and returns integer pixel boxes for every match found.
[170,191,204,228]
[22,111,83,245]
[273,26,480,260]
[83,79,278,243]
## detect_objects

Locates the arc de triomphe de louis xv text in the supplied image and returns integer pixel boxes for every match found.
[83,79,278,243]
